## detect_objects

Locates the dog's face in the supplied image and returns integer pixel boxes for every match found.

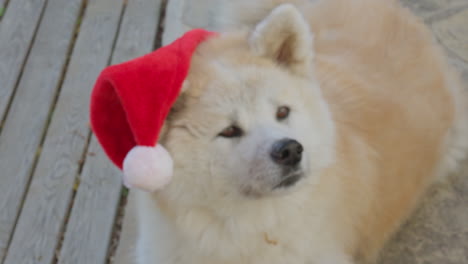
[160,5,335,207]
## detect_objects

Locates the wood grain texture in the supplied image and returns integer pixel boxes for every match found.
[57,137,122,264]
[0,0,83,262]
[113,193,138,264]
[1,0,123,263]
[162,0,191,46]
[0,0,47,125]
[0,0,7,17]
[59,0,162,263]
[108,0,162,65]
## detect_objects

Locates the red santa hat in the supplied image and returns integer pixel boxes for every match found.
[90,29,216,192]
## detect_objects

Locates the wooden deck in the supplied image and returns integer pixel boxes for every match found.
[0,0,163,263]
[0,0,467,263]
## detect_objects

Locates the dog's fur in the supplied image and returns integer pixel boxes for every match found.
[134,0,468,263]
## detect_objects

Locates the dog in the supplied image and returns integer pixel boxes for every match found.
[133,0,468,263]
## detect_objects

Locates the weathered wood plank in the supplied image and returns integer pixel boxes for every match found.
[57,138,122,264]
[58,0,162,263]
[181,0,219,30]
[114,193,138,264]
[106,0,162,65]
[1,0,124,263]
[161,0,191,45]
[431,8,468,63]
[0,0,83,262]
[0,0,47,125]
[161,0,218,46]
[0,1,7,19]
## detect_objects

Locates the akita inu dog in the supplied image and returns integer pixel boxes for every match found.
[134,0,468,263]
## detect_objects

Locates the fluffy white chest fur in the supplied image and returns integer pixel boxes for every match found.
[135,188,354,264]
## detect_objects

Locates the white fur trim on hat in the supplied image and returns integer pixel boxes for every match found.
[122,144,173,192]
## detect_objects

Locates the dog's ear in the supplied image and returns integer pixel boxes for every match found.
[249,4,313,76]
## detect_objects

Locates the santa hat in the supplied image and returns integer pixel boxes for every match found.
[90,29,216,192]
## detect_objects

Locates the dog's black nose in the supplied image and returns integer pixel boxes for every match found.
[270,139,303,166]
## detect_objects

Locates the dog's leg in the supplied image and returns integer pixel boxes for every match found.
[134,191,178,264]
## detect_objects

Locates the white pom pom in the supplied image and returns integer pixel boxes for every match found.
[122,144,173,192]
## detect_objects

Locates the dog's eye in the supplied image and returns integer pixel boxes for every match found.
[218,125,243,138]
[276,106,290,120]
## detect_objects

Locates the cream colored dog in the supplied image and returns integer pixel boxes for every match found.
[134,0,468,263]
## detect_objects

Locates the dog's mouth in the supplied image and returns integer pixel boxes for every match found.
[273,172,303,189]
[241,164,307,197]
